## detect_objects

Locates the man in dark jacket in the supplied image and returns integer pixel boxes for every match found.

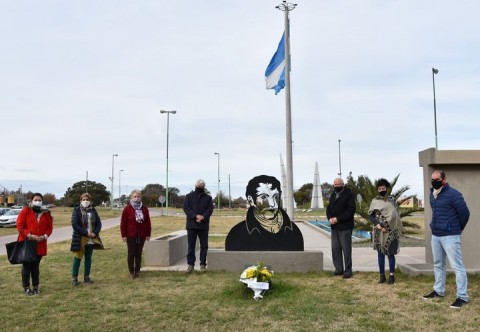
[183,179,214,273]
[326,178,356,278]
[423,170,470,309]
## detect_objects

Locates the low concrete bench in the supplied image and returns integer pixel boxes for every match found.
[144,230,191,267]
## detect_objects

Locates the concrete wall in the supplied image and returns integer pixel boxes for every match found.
[419,148,480,270]
[208,250,323,272]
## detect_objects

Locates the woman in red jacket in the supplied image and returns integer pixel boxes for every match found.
[120,190,151,279]
[16,193,53,295]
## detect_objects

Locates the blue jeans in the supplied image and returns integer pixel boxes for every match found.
[431,235,468,301]
[377,251,396,275]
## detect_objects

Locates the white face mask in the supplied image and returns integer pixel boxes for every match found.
[32,201,42,207]
[81,201,91,208]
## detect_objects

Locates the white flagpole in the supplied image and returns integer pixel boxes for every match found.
[276,1,297,220]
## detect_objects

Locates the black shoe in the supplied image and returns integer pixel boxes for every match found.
[387,275,395,284]
[72,277,79,286]
[342,273,352,279]
[378,275,386,284]
[130,273,136,280]
[32,286,40,295]
[450,298,467,309]
[333,271,344,276]
[84,276,93,284]
[423,290,444,300]
[24,287,33,296]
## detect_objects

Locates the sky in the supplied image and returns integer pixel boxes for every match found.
[1,0,479,202]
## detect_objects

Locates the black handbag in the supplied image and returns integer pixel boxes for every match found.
[5,239,37,264]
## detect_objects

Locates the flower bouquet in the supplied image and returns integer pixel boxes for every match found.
[239,262,274,301]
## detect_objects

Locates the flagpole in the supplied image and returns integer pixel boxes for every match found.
[276,1,296,220]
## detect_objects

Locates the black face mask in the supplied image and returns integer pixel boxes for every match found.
[195,187,204,193]
[378,190,387,197]
[431,180,443,190]
[334,186,343,193]
[32,205,42,212]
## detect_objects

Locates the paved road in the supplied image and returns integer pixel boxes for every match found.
[0,209,163,256]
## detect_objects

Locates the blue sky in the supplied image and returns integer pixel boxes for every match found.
[1,0,479,202]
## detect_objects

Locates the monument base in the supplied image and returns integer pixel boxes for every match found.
[208,249,323,272]
[398,263,480,276]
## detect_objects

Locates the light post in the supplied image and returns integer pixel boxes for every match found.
[109,154,118,208]
[119,169,124,205]
[432,67,439,149]
[338,139,342,178]
[160,110,176,216]
[214,152,220,210]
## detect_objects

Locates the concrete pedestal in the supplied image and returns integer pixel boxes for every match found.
[208,249,323,272]
[418,148,480,270]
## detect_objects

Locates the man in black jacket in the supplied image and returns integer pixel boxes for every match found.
[326,178,356,278]
[183,179,214,273]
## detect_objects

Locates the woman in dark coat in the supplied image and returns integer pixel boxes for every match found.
[70,193,103,286]
[120,190,151,279]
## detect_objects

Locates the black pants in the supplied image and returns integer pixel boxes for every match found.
[127,237,146,273]
[22,255,42,288]
[187,229,208,266]
[331,229,353,275]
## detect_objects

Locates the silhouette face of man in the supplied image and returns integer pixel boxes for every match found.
[249,182,280,220]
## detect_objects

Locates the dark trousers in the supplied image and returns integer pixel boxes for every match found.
[187,229,209,266]
[331,229,353,275]
[22,255,42,288]
[127,237,146,273]
[378,251,396,275]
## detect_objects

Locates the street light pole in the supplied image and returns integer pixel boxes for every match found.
[338,139,342,178]
[214,152,220,210]
[432,67,439,149]
[160,110,176,216]
[109,154,118,208]
[119,169,124,205]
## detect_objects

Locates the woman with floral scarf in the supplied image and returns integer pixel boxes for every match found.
[368,178,403,285]
[70,193,103,286]
[120,190,151,279]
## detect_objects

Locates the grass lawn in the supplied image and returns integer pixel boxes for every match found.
[1,211,479,331]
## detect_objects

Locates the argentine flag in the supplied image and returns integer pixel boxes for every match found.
[265,33,285,95]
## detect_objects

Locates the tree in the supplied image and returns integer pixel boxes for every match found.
[321,182,334,202]
[43,193,57,205]
[345,173,421,233]
[141,184,164,207]
[63,180,110,207]
[294,183,313,207]
[213,190,230,209]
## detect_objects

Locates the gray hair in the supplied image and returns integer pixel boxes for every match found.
[195,179,205,188]
[130,189,142,198]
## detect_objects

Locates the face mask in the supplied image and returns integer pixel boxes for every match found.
[195,187,205,193]
[378,191,387,197]
[431,180,443,190]
[81,201,91,208]
[334,186,343,193]
[32,201,42,207]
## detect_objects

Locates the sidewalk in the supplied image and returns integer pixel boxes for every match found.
[142,221,426,273]
[2,216,426,272]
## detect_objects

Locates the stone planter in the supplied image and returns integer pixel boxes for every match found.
[144,230,191,266]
